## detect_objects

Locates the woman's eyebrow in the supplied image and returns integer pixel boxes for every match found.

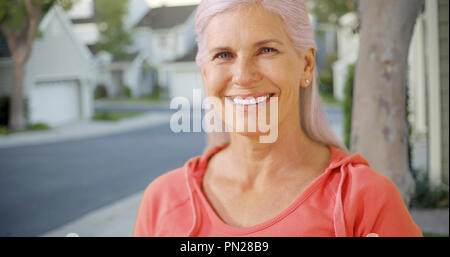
[209,39,284,54]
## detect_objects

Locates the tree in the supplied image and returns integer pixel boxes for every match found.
[309,0,356,25]
[95,0,132,61]
[0,0,74,131]
[351,0,424,205]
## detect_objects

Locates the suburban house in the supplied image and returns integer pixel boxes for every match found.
[408,0,449,187]
[333,0,449,187]
[69,0,153,98]
[0,5,94,127]
[135,4,204,101]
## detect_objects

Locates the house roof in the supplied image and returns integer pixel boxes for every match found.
[137,5,197,29]
[70,1,99,24]
[87,44,100,55]
[174,45,198,62]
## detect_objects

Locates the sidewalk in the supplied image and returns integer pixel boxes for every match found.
[0,112,171,149]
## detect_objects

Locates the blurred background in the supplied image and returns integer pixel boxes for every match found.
[0,0,448,237]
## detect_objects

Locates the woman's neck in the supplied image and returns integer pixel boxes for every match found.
[220,120,329,190]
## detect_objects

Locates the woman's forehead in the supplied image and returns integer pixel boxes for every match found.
[204,5,289,47]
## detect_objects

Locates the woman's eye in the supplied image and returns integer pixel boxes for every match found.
[261,47,277,54]
[215,52,232,59]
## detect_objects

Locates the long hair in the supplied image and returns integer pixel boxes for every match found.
[194,0,347,151]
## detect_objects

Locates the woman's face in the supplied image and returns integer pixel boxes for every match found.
[200,4,315,137]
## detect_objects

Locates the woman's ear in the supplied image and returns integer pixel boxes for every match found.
[300,49,316,87]
[304,48,316,74]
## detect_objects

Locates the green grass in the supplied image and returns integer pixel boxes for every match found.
[97,97,168,105]
[93,112,142,121]
[27,123,51,131]
[0,123,51,135]
[423,232,449,237]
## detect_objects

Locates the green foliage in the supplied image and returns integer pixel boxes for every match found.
[94,84,108,99]
[93,111,140,121]
[423,232,449,237]
[411,171,449,208]
[342,64,355,149]
[309,0,356,24]
[95,0,133,61]
[318,52,338,96]
[149,83,163,100]
[318,71,333,96]
[0,0,74,29]
[123,85,132,98]
[27,122,51,131]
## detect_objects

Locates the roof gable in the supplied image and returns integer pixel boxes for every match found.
[138,5,197,30]
[40,5,93,61]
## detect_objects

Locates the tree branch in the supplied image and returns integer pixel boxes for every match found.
[24,0,34,17]
[0,24,18,55]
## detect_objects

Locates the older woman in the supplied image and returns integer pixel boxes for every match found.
[134,0,422,237]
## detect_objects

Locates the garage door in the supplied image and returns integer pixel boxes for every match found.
[170,71,205,102]
[30,80,81,127]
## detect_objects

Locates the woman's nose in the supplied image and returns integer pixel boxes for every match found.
[232,58,263,87]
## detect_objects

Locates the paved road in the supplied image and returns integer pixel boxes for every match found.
[0,103,344,237]
[0,121,206,236]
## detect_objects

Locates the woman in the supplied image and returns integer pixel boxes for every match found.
[134,0,422,237]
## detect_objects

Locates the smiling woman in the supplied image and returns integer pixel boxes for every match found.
[134,0,423,237]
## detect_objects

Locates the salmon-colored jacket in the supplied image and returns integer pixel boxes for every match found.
[134,144,422,237]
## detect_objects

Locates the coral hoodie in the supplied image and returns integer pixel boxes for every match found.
[133,144,422,237]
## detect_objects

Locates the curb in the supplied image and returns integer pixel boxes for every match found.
[0,112,171,149]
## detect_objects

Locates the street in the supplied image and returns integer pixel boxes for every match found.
[0,104,344,237]
[0,120,206,236]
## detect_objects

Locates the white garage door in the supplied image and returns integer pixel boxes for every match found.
[170,71,205,102]
[30,80,81,127]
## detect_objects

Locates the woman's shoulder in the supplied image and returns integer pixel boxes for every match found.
[327,146,401,200]
[142,167,189,203]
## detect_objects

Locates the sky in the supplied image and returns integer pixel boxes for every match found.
[146,0,201,8]
[68,0,201,19]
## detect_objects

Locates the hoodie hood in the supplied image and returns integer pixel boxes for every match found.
[182,143,370,237]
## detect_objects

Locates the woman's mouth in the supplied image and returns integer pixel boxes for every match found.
[225,93,276,107]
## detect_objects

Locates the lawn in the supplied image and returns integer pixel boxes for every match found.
[93,112,143,121]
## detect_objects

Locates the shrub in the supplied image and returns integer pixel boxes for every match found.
[342,64,355,149]
[94,84,108,99]
[27,123,51,131]
[0,96,29,127]
[0,95,10,126]
[123,85,132,98]
[318,71,334,96]
[411,171,449,208]
[318,52,338,97]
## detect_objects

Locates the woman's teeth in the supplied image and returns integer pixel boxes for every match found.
[229,94,273,105]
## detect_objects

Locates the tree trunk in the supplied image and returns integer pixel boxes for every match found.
[9,58,27,131]
[352,0,424,205]
[1,0,43,131]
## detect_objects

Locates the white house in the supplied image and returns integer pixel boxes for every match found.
[69,0,153,98]
[135,4,197,65]
[0,5,94,127]
[159,45,205,102]
[108,51,154,98]
[135,4,201,101]
[408,0,449,187]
